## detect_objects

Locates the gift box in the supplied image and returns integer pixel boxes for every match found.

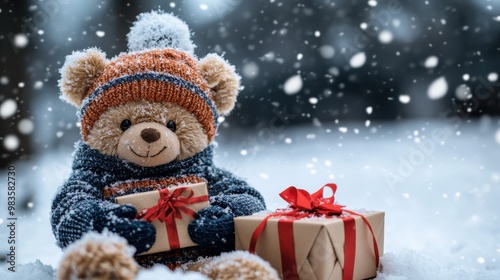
[116,182,209,255]
[234,184,385,280]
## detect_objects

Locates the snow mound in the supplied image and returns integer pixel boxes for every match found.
[127,10,195,54]
[375,250,500,280]
[1,260,207,280]
[136,265,208,280]
[0,260,55,280]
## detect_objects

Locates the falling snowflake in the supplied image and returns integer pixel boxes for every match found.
[487,72,498,82]
[18,119,34,134]
[242,62,259,79]
[349,52,366,68]
[378,30,393,44]
[34,81,44,89]
[319,45,335,59]
[0,99,17,119]
[283,74,303,95]
[455,84,471,100]
[0,76,8,85]
[495,129,500,145]
[399,95,411,104]
[14,33,29,48]
[4,134,20,151]
[427,76,448,100]
[424,56,439,68]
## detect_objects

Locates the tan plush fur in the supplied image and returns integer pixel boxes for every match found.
[198,54,241,116]
[116,121,181,167]
[86,100,208,161]
[57,235,139,280]
[193,252,280,280]
[59,48,108,107]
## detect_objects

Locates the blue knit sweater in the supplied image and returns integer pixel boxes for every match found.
[50,141,265,266]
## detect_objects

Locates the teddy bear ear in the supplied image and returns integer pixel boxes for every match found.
[198,53,241,116]
[58,48,108,108]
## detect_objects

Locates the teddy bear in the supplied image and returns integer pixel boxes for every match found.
[50,11,278,279]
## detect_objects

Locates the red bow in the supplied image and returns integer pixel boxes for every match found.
[279,183,344,216]
[136,187,208,250]
[136,187,204,222]
[250,184,344,253]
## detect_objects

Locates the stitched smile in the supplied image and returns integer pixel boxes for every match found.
[130,146,167,158]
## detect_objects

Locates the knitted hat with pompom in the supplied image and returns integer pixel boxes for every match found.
[76,11,219,142]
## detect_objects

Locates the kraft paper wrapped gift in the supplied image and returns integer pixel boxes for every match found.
[234,184,384,280]
[235,211,384,280]
[116,182,209,255]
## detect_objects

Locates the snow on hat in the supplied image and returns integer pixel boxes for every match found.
[62,11,222,143]
[126,10,196,54]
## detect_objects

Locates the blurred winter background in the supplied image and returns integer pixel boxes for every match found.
[1,0,499,279]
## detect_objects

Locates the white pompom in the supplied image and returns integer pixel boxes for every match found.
[127,10,195,54]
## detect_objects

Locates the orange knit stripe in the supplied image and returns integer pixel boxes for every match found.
[81,80,216,142]
[103,176,207,200]
[90,49,210,98]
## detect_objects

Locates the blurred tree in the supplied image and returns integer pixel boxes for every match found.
[0,0,32,167]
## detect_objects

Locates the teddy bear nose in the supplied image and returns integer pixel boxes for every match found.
[141,128,161,143]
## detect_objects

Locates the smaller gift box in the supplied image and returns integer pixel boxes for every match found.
[234,184,384,280]
[116,182,209,255]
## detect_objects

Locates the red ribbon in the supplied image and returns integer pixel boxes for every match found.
[136,187,209,250]
[342,216,356,280]
[249,184,379,280]
[342,209,380,280]
[279,183,344,215]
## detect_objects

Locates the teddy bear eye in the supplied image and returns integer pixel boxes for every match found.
[166,120,176,132]
[120,119,132,131]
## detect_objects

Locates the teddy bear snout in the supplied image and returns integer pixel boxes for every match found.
[141,128,161,143]
[116,122,181,167]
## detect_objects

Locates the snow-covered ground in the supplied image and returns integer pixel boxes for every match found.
[1,119,499,279]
